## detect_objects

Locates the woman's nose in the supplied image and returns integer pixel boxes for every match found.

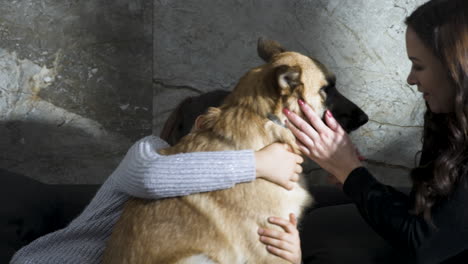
[407,72,416,85]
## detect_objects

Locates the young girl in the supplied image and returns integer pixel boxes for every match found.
[282,0,468,263]
[10,91,304,264]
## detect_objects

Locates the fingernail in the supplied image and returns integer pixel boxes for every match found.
[282,108,291,115]
[268,217,274,222]
[298,99,305,106]
[326,110,332,117]
[258,228,264,234]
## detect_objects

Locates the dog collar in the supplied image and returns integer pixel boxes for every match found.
[267,113,287,128]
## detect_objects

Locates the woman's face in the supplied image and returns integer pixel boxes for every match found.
[405,26,455,113]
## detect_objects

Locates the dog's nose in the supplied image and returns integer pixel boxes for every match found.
[358,113,369,126]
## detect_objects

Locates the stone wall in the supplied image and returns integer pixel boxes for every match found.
[0,0,153,184]
[0,0,429,186]
[154,0,428,186]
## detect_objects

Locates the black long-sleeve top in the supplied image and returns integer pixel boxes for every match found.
[343,167,468,264]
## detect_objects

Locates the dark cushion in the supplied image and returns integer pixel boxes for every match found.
[300,186,412,264]
[300,204,411,264]
[0,169,99,263]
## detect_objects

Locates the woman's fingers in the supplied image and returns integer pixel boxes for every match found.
[285,119,316,150]
[355,148,366,161]
[297,141,311,156]
[298,99,330,135]
[324,109,346,135]
[324,110,339,131]
[284,108,320,142]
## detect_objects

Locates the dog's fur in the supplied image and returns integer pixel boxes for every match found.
[103,38,368,264]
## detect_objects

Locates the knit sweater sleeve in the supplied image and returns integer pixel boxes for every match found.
[111,135,256,199]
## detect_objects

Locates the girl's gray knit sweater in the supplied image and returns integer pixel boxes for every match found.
[11,135,255,264]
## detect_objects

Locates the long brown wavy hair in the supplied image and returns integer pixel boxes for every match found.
[406,0,468,222]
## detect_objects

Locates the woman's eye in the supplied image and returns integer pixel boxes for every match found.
[412,64,424,71]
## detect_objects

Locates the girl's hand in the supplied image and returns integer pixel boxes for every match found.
[283,99,362,183]
[255,143,304,190]
[258,213,302,264]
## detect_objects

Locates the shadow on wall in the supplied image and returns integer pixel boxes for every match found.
[0,120,130,184]
[0,0,153,141]
[64,0,154,140]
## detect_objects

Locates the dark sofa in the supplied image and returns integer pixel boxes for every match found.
[1,167,411,264]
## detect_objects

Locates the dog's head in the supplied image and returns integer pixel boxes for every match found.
[254,38,368,133]
[161,38,369,154]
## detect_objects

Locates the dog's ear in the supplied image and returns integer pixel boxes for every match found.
[193,115,205,131]
[193,107,221,131]
[257,37,286,62]
[275,65,302,91]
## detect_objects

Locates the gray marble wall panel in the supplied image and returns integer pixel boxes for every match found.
[154,0,429,186]
[0,0,153,183]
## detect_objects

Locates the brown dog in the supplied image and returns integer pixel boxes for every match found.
[103,38,368,264]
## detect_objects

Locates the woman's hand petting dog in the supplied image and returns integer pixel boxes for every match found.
[255,143,303,190]
[258,213,302,264]
[284,99,362,184]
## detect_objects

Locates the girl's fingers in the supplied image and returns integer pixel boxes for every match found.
[298,99,330,135]
[258,227,286,240]
[284,182,294,191]
[295,164,303,174]
[265,245,295,263]
[289,213,297,227]
[295,154,304,164]
[259,235,295,252]
[258,214,301,264]
[268,217,296,234]
[291,173,300,182]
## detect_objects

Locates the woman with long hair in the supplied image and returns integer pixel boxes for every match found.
[281,0,468,263]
